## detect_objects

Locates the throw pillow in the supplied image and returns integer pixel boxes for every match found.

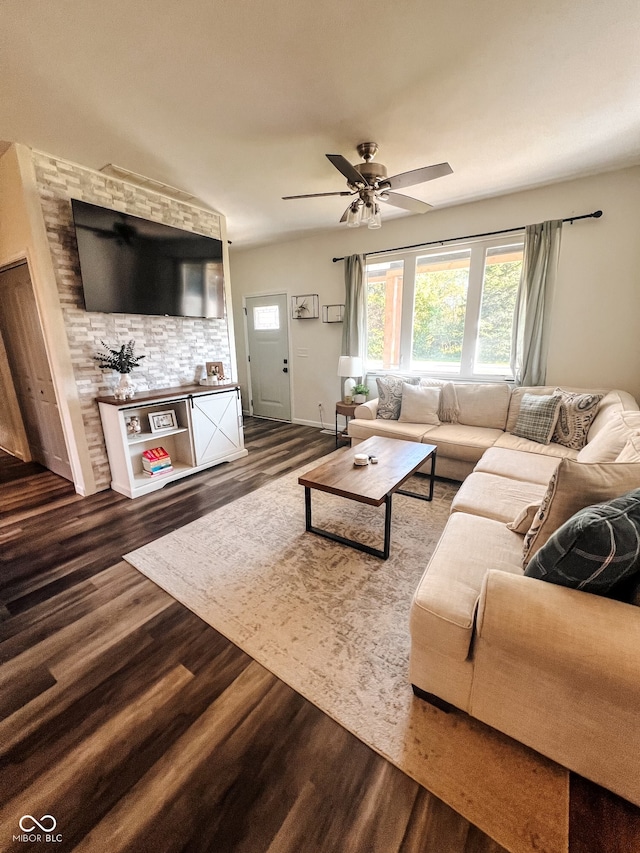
[616,434,640,463]
[507,502,541,535]
[577,411,640,463]
[420,378,459,422]
[552,389,604,450]
[511,393,561,444]
[522,458,640,566]
[375,375,419,420]
[398,383,441,425]
[525,489,640,599]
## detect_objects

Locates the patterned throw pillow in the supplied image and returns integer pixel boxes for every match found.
[376,375,419,420]
[511,393,561,444]
[525,489,640,599]
[552,389,604,450]
[523,469,558,561]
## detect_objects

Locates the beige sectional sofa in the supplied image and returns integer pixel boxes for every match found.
[350,381,640,806]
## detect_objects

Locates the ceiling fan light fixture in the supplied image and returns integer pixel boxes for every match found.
[368,204,382,230]
[346,201,362,228]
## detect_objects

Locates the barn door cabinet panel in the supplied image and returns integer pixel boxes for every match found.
[97,384,247,498]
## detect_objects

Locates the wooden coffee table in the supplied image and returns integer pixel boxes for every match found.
[298,435,437,560]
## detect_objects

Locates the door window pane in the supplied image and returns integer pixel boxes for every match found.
[411,250,470,373]
[474,245,523,375]
[253,305,280,330]
[366,260,403,370]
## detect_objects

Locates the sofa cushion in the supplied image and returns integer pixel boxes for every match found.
[578,411,640,463]
[584,389,640,444]
[451,472,547,523]
[552,389,604,450]
[473,447,561,485]
[522,459,640,565]
[376,375,418,419]
[455,383,511,430]
[495,432,579,459]
[511,392,561,444]
[423,424,503,463]
[617,435,640,463]
[525,489,640,599]
[398,383,440,425]
[348,418,431,443]
[410,512,524,662]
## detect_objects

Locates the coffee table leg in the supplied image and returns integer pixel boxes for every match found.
[397,448,437,501]
[304,486,391,560]
[383,493,392,559]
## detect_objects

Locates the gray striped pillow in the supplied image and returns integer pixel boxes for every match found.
[511,393,561,444]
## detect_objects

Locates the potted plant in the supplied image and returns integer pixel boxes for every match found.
[353,383,369,404]
[94,340,146,400]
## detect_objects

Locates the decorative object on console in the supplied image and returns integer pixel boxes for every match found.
[322,304,344,323]
[352,383,369,404]
[337,356,363,403]
[93,339,146,400]
[291,294,319,319]
[124,415,141,436]
[205,361,225,384]
[149,410,178,433]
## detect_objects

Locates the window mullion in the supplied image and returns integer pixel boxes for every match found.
[399,255,416,370]
[460,246,485,376]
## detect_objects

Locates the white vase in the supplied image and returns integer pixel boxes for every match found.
[353,394,366,404]
[114,372,135,400]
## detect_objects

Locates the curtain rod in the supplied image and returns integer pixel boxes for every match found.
[331,209,603,263]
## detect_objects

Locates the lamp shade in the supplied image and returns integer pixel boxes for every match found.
[337,356,363,378]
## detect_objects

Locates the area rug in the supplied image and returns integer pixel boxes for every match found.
[125,457,568,853]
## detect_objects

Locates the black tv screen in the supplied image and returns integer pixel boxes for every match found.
[71,199,225,318]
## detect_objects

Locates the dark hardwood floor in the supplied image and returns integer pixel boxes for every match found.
[0,419,638,852]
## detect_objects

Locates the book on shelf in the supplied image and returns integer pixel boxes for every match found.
[143,465,174,477]
[141,446,172,473]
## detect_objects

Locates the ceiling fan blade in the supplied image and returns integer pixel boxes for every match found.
[326,154,369,186]
[282,191,353,200]
[381,192,432,214]
[383,162,453,191]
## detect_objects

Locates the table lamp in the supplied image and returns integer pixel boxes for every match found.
[337,356,363,403]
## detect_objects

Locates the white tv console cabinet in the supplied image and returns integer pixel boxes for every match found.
[97,383,247,498]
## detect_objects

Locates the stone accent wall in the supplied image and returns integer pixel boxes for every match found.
[32,151,232,491]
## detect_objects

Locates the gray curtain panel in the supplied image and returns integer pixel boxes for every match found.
[342,254,366,357]
[511,219,562,386]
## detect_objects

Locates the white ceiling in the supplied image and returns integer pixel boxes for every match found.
[2,0,640,248]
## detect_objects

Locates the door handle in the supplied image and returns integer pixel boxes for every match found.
[283,367,288,373]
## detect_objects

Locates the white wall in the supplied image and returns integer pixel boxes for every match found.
[230,166,640,427]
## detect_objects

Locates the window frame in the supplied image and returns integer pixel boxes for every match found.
[365,233,524,381]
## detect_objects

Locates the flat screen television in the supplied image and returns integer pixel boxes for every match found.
[71,199,225,318]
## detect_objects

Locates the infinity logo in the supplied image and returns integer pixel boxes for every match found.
[19,815,57,832]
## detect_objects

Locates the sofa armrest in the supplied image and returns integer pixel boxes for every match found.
[354,399,378,420]
[476,570,640,694]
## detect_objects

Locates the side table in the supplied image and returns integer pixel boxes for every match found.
[335,400,358,448]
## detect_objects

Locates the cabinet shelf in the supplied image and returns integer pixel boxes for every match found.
[127,427,189,445]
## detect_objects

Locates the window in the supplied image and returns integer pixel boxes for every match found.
[365,237,523,379]
[253,304,280,330]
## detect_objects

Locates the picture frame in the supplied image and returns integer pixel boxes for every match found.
[291,293,319,319]
[149,409,178,433]
[322,304,344,323]
[205,361,225,380]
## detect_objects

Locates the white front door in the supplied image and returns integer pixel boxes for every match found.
[0,263,72,480]
[245,294,291,421]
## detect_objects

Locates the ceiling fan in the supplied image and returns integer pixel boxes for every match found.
[282,142,452,229]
